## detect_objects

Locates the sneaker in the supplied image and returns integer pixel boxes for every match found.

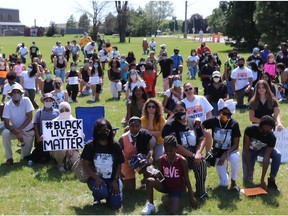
[199,193,209,201]
[2,158,13,165]
[231,185,240,193]
[68,97,73,103]
[93,199,101,206]
[141,203,156,215]
[91,95,96,102]
[268,178,280,192]
[58,166,66,172]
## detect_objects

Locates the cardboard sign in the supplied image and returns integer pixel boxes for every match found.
[240,187,268,196]
[42,119,84,151]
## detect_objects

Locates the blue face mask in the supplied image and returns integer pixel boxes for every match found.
[94,63,98,68]
[46,74,52,79]
[120,58,125,63]
[27,67,32,73]
[71,66,76,71]
[173,80,182,87]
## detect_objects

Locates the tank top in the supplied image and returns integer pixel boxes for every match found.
[14,64,23,76]
[68,71,78,85]
[122,131,137,162]
[44,79,54,93]
[56,60,65,68]
[0,66,8,78]
[81,67,89,82]
[109,68,121,80]
[160,154,185,192]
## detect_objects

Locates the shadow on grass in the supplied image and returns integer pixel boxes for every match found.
[71,203,118,215]
[0,160,25,176]
[120,188,147,213]
[210,185,240,211]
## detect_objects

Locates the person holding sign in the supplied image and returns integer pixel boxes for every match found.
[50,102,80,172]
[65,62,81,103]
[81,118,124,209]
[242,115,281,192]
[88,58,103,102]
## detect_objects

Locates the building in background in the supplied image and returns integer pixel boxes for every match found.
[0,8,25,36]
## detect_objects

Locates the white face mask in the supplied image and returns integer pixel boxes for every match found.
[44,101,53,109]
[12,93,22,101]
[213,77,220,83]
[59,112,71,119]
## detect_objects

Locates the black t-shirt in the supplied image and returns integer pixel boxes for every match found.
[162,119,203,153]
[126,56,136,64]
[202,117,241,157]
[206,83,228,103]
[199,64,217,83]
[248,100,278,121]
[244,125,276,150]
[134,129,153,154]
[81,141,124,179]
[247,55,263,68]
[159,58,174,79]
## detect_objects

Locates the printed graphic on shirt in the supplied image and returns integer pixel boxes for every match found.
[250,138,267,151]
[94,153,113,179]
[236,72,248,80]
[186,105,204,119]
[213,127,232,150]
[163,166,180,178]
[179,130,196,149]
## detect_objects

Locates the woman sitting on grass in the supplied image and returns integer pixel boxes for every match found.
[142,135,197,215]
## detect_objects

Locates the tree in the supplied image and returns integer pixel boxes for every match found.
[187,14,207,34]
[66,15,77,28]
[127,7,149,37]
[207,8,225,33]
[254,1,288,49]
[46,21,59,37]
[144,1,174,35]
[115,1,128,43]
[76,1,111,40]
[222,1,259,50]
[103,12,117,35]
[78,13,90,31]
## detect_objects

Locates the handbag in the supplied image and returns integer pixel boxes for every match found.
[71,158,90,183]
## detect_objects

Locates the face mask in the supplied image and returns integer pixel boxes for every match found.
[213,77,220,83]
[84,63,89,67]
[120,58,125,63]
[130,74,137,81]
[231,59,237,63]
[55,83,61,90]
[173,80,182,87]
[58,56,63,60]
[27,67,32,73]
[174,111,186,120]
[98,132,109,140]
[220,113,231,123]
[174,52,179,55]
[94,63,98,68]
[140,61,145,64]
[44,101,53,109]
[268,58,274,62]
[162,56,167,60]
[238,63,244,68]
[59,112,71,119]
[71,66,76,71]
[12,93,22,101]
[46,74,52,79]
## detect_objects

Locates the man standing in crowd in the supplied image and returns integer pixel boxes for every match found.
[29,41,40,63]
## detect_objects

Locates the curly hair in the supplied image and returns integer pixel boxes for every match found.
[142,98,164,124]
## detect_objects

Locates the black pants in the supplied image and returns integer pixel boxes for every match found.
[67,84,79,101]
[25,141,50,163]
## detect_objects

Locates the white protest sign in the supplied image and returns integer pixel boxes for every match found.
[42,119,84,151]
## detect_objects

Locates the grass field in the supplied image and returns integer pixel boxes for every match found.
[0,35,288,215]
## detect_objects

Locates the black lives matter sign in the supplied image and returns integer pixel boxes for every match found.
[42,119,84,151]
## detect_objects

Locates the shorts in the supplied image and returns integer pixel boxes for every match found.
[162,186,182,198]
[95,84,102,93]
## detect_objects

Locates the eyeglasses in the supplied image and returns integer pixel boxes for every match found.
[184,87,193,92]
[60,108,70,113]
[147,105,156,109]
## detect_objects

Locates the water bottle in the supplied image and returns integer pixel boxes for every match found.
[27,160,33,167]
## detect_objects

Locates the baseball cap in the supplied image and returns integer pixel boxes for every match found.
[42,93,55,102]
[212,71,221,78]
[128,116,141,125]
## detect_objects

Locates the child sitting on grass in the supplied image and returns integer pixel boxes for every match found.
[142,135,197,215]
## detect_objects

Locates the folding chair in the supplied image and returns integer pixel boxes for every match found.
[75,106,105,143]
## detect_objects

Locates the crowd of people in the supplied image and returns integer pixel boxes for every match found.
[0,34,287,214]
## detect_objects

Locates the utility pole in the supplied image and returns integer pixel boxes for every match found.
[184,1,187,39]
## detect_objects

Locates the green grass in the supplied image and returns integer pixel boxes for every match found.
[0,35,288,215]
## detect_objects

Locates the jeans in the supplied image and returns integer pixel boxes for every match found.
[226,81,233,98]
[235,85,253,108]
[188,66,198,79]
[242,147,281,181]
[87,177,123,209]
[55,69,66,82]
[210,102,219,116]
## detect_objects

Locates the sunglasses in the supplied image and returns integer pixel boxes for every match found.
[60,108,70,113]
[147,105,156,109]
[184,87,193,92]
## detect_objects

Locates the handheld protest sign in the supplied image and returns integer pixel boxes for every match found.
[42,119,84,151]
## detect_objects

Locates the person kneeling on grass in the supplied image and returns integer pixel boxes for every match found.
[142,135,197,215]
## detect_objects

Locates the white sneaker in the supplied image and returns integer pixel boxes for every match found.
[68,97,73,103]
[58,166,66,172]
[91,95,96,101]
[142,203,156,215]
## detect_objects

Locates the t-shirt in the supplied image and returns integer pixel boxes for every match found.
[200,64,217,83]
[2,83,14,99]
[247,55,263,68]
[21,71,37,90]
[206,83,228,103]
[248,100,278,121]
[244,125,276,150]
[171,54,183,70]
[164,88,184,103]
[160,154,185,192]
[182,96,213,122]
[162,119,203,153]
[202,117,241,157]
[71,44,81,55]
[159,58,174,79]
[230,66,253,91]
[187,55,200,66]
[141,115,166,144]
[81,141,124,179]
[19,47,28,58]
[33,108,60,134]
[126,129,153,155]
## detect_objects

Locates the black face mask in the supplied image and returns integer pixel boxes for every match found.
[174,111,186,120]
[55,83,61,89]
[238,63,244,68]
[98,132,109,140]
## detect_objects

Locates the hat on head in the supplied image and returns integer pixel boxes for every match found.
[160,44,166,49]
[8,83,25,95]
[128,116,141,125]
[212,71,221,78]
[41,93,55,102]
[218,99,235,114]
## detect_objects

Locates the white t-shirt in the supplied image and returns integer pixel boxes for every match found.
[84,42,96,54]
[19,47,28,58]
[2,83,13,100]
[230,66,253,91]
[21,71,37,90]
[99,49,108,62]
[54,46,66,56]
[165,88,183,103]
[150,41,156,49]
[2,97,34,131]
[124,80,146,97]
[182,95,213,122]
[187,55,200,66]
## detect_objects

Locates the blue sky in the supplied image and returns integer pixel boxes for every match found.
[1,0,220,27]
